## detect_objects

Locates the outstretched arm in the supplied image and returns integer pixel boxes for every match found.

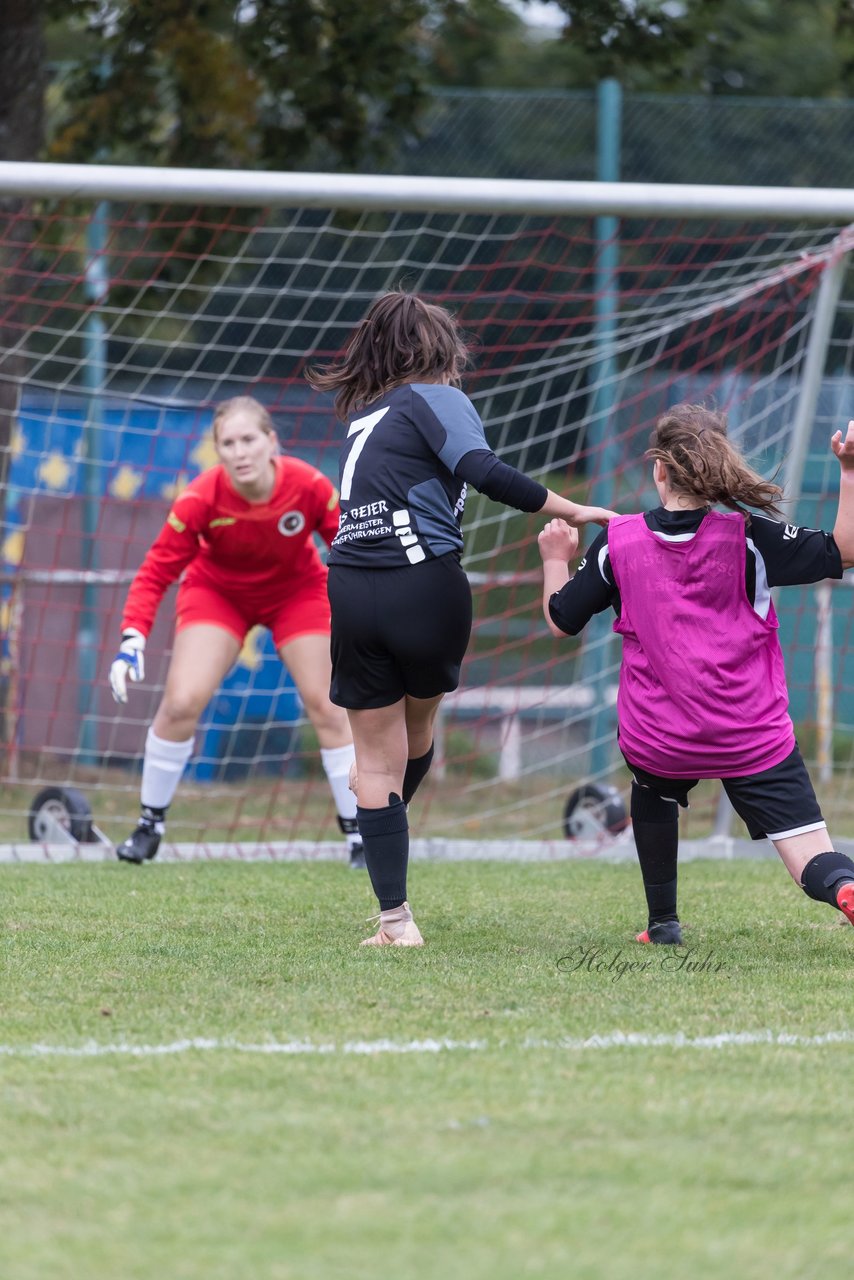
[539,488,617,528]
[422,386,618,526]
[831,420,854,569]
[537,519,579,637]
[120,515,200,637]
[112,493,203,703]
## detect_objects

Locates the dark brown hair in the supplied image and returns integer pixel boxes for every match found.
[648,403,783,518]
[212,395,276,442]
[306,290,472,420]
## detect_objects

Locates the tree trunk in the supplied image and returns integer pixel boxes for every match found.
[0,0,45,751]
[0,0,45,479]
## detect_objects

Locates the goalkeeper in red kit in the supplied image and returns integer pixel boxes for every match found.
[109,395,365,867]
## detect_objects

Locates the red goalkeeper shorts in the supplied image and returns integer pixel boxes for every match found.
[175,572,331,650]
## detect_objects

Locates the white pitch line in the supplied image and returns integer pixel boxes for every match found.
[1,1030,853,1059]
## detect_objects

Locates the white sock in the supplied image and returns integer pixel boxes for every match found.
[141,728,195,814]
[320,743,359,845]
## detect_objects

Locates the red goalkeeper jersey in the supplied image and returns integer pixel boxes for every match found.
[122,456,340,637]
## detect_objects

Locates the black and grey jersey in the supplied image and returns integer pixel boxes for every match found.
[328,382,547,568]
[549,506,844,636]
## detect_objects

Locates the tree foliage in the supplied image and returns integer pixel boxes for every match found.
[45,0,423,169]
[45,0,531,170]
[37,1,854,172]
[549,1,854,96]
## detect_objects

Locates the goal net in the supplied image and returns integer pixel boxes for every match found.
[1,171,853,856]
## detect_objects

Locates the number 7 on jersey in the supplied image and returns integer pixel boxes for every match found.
[340,406,390,501]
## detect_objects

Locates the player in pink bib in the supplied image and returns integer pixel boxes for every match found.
[538,403,854,945]
[609,509,795,779]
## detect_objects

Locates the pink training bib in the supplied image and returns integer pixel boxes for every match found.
[607,511,795,778]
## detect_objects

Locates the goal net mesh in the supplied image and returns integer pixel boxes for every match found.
[1,194,851,854]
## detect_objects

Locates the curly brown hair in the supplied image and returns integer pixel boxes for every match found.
[648,403,783,518]
[306,290,472,420]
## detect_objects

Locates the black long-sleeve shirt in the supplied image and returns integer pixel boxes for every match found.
[550,506,843,636]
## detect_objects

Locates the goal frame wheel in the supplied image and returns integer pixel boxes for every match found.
[563,782,629,841]
[27,786,95,845]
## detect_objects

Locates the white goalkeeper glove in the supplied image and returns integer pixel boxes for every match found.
[110,629,146,703]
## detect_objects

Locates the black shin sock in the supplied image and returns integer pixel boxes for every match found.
[140,804,167,831]
[800,851,854,907]
[402,743,435,805]
[356,794,409,911]
[631,783,680,925]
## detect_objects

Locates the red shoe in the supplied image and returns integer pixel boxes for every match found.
[635,920,683,946]
[836,881,854,926]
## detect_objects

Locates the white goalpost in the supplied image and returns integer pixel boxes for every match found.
[1,160,853,861]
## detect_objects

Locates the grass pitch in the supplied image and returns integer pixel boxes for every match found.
[1,858,851,1280]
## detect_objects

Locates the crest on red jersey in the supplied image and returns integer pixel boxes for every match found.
[278,510,306,536]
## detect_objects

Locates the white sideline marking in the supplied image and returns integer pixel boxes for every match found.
[1,1030,853,1059]
[0,835,783,863]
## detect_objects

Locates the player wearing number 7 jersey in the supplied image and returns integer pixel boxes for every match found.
[109,396,365,866]
[307,290,616,946]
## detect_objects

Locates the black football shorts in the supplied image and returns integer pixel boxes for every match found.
[328,554,472,709]
[626,744,825,841]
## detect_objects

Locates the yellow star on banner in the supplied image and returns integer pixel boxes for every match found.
[237,625,265,672]
[2,530,25,566]
[160,471,190,502]
[38,452,72,491]
[110,466,144,500]
[10,425,25,459]
[190,436,219,473]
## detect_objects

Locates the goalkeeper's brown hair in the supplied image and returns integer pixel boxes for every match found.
[648,403,784,518]
[306,290,472,420]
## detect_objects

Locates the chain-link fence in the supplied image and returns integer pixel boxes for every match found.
[388,89,854,188]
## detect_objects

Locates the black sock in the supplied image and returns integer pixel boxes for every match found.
[356,794,409,911]
[402,743,435,805]
[140,804,166,831]
[631,783,679,926]
[800,851,854,907]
